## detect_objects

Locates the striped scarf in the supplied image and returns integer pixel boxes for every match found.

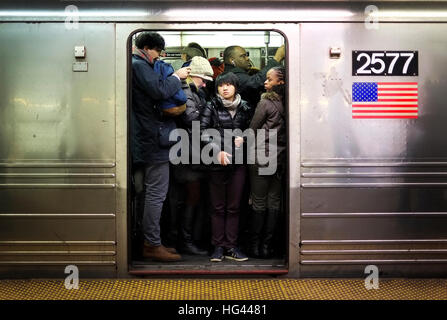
[132,47,155,65]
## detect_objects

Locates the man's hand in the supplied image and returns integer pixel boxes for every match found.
[274,45,285,62]
[174,67,191,79]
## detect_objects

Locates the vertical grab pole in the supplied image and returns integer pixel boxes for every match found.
[264,31,270,66]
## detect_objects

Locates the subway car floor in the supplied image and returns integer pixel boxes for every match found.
[1,278,447,300]
[131,254,287,274]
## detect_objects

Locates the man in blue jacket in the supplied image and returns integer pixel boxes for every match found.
[131,32,190,262]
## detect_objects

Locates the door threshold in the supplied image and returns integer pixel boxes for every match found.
[129,269,288,275]
[129,255,288,275]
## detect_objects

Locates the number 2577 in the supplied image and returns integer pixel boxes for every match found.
[353,51,418,76]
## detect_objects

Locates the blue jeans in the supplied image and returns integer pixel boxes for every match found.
[142,162,170,246]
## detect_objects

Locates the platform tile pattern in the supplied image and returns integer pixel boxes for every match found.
[0,279,446,300]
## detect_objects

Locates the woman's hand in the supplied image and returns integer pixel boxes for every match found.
[217,151,232,166]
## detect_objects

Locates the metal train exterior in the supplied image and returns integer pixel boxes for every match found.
[1,0,447,278]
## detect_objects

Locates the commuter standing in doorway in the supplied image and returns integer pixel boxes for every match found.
[131,32,191,262]
[248,66,286,259]
[175,56,214,255]
[201,72,252,262]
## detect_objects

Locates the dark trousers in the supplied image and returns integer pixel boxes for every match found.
[249,164,282,212]
[209,165,246,248]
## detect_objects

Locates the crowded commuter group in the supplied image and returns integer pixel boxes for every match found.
[131,32,286,262]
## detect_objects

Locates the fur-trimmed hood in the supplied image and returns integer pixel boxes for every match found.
[261,91,282,102]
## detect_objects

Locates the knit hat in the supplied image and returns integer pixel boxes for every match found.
[189,56,213,81]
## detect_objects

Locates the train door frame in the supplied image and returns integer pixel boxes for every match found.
[115,23,301,277]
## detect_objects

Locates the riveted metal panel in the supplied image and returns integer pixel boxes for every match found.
[300,23,447,276]
[0,23,117,276]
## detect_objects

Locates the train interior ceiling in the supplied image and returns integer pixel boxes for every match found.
[129,31,288,273]
[133,31,284,70]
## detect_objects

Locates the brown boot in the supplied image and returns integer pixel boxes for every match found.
[162,245,178,254]
[143,243,182,262]
[144,241,178,254]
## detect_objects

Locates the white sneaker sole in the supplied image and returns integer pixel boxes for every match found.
[210,257,224,262]
[225,255,248,262]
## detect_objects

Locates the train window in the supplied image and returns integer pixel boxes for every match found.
[128,30,287,274]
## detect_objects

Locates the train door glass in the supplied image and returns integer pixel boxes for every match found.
[128,30,288,274]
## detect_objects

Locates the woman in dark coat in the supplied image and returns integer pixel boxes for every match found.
[174,56,214,255]
[248,66,286,259]
[200,72,252,262]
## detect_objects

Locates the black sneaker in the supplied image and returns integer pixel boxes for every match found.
[225,247,248,261]
[210,246,224,262]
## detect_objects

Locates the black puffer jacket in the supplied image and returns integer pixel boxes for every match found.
[200,95,252,168]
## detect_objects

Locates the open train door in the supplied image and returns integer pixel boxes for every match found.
[115,23,301,277]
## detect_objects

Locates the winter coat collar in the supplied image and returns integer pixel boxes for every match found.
[132,47,155,65]
[217,94,241,110]
[212,95,250,113]
[181,78,201,95]
[261,91,282,101]
[223,64,246,74]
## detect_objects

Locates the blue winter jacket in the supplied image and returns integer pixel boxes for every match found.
[131,54,182,165]
[154,60,188,113]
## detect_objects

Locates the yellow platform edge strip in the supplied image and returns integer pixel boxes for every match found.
[1,279,447,300]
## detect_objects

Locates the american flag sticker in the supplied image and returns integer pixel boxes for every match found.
[352,82,418,119]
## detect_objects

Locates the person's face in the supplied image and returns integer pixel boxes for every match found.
[231,47,251,71]
[264,69,284,91]
[144,46,163,60]
[218,83,236,100]
[191,76,207,89]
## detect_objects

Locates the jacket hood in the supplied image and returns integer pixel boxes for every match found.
[261,91,282,101]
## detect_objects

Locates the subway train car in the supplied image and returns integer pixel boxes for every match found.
[1,0,447,278]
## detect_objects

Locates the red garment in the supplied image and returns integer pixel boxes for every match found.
[208,57,225,79]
